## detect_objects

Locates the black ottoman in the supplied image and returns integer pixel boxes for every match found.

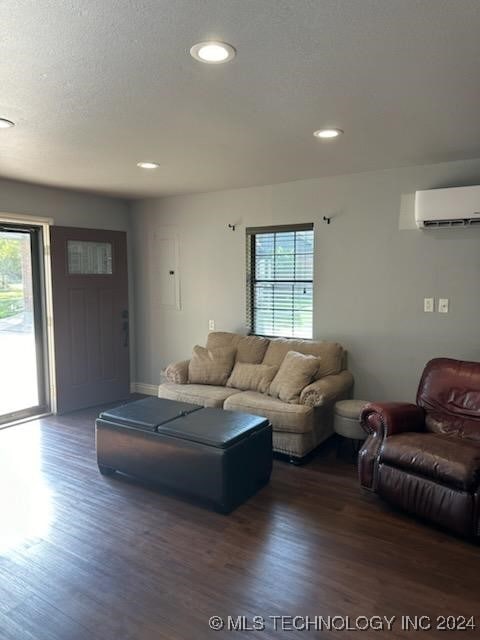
[95,397,272,512]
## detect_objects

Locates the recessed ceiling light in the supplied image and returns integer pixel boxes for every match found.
[190,41,236,64]
[137,161,160,169]
[0,118,15,129]
[313,128,343,139]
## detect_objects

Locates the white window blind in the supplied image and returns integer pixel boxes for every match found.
[246,224,314,338]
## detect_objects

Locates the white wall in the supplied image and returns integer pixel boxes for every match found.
[131,157,480,401]
[0,177,130,229]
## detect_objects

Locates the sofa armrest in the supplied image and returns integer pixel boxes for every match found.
[358,402,425,491]
[164,360,190,384]
[300,370,354,407]
[361,402,425,438]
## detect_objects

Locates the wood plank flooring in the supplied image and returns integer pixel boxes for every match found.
[0,399,479,639]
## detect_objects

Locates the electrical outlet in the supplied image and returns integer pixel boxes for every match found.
[208,319,215,331]
[424,298,434,313]
[438,298,449,313]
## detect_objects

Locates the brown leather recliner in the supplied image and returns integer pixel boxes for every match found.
[359,358,480,538]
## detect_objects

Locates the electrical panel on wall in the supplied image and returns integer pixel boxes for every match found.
[151,228,181,310]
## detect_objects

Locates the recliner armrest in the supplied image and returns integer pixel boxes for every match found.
[358,402,425,491]
[164,360,190,384]
[300,370,354,407]
[361,402,425,438]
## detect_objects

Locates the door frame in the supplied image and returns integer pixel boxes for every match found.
[0,212,56,421]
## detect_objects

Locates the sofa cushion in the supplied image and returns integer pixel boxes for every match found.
[380,432,480,491]
[224,391,314,434]
[158,383,242,409]
[226,362,278,393]
[188,345,236,386]
[206,331,269,364]
[263,338,343,379]
[269,351,319,404]
[236,334,270,364]
[206,331,237,350]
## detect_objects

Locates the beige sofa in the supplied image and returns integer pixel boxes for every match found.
[158,332,354,462]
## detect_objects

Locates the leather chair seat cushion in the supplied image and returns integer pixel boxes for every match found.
[158,383,242,408]
[380,432,480,491]
[425,411,480,444]
[224,391,314,434]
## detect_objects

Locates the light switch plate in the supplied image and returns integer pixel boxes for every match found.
[438,298,449,313]
[208,319,215,331]
[424,297,434,313]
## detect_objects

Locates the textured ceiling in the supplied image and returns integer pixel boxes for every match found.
[1,0,480,197]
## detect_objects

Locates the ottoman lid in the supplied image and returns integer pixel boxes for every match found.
[99,397,201,432]
[335,399,369,419]
[157,408,270,449]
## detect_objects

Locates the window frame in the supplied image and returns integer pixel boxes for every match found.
[246,223,314,339]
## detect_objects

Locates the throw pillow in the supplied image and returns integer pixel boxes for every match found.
[269,351,320,404]
[226,362,278,393]
[188,345,236,386]
[206,331,270,364]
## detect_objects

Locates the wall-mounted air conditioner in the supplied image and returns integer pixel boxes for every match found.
[415,185,480,228]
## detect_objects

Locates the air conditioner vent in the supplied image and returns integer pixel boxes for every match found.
[423,218,480,228]
[415,185,480,229]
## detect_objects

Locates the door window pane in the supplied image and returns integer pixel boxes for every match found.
[68,241,113,275]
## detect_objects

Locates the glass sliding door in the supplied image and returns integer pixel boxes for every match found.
[0,224,48,425]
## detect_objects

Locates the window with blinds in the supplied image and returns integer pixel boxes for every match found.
[246,224,314,339]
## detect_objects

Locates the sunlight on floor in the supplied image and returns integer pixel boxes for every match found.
[0,423,52,552]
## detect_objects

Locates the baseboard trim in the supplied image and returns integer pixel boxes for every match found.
[130,383,158,396]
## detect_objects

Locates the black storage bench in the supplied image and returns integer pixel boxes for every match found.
[95,397,272,512]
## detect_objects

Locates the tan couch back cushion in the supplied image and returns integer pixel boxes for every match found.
[269,351,320,404]
[188,345,236,386]
[226,362,278,394]
[206,331,269,364]
[263,338,343,378]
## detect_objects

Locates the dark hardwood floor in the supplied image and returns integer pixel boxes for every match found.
[0,399,479,639]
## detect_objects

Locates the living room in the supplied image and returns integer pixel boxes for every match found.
[1,1,480,639]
